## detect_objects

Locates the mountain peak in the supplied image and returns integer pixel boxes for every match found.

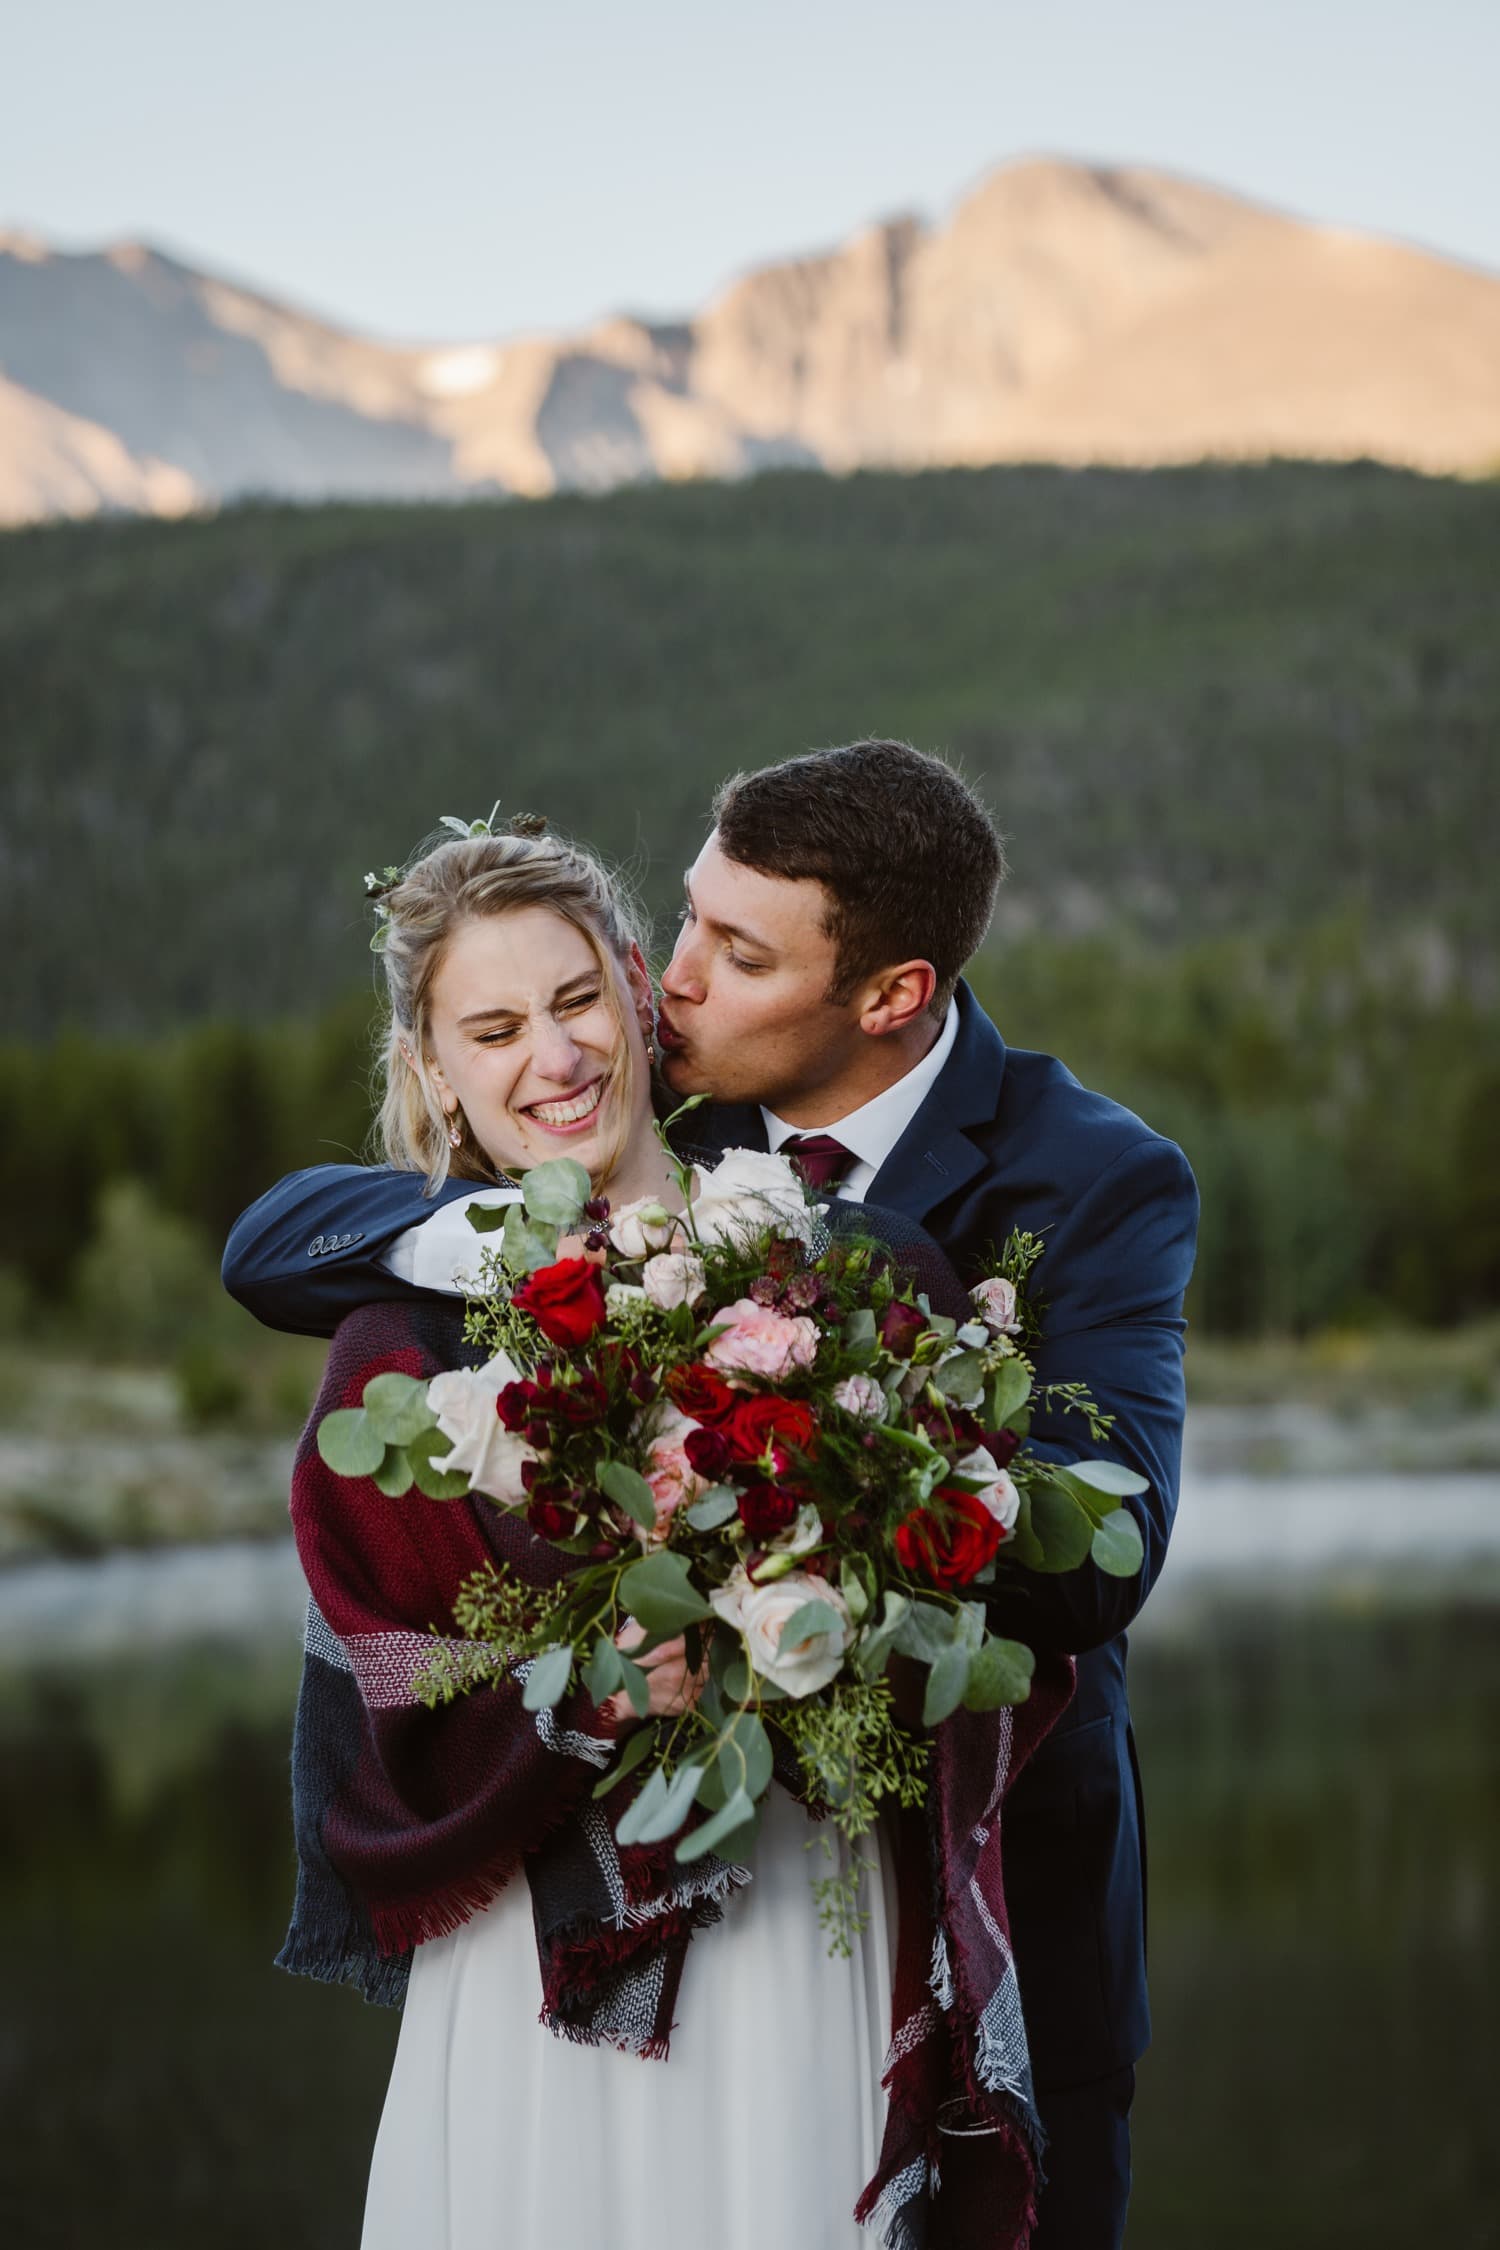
[2,156,1498,524]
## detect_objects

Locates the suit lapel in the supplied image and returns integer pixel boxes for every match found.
[866,982,1008,1227]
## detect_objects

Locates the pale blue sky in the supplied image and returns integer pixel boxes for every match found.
[5,0,1497,342]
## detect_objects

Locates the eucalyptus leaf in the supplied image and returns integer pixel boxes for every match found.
[853,1590,909,1679]
[521,1645,573,1712]
[987,1359,1033,1427]
[362,1371,436,1447]
[674,1786,753,1863]
[501,1202,533,1272]
[599,1461,659,1532]
[629,1761,706,1846]
[716,1711,773,1801]
[619,1656,652,1719]
[1091,1507,1146,1579]
[923,1641,971,1727]
[932,1349,987,1407]
[684,1485,739,1530]
[618,1550,713,1634]
[521,1158,591,1229]
[613,1764,670,1848]
[370,1446,415,1498]
[893,1598,959,1664]
[316,1408,386,1479]
[465,1201,511,1235]
[584,1635,626,1705]
[839,1556,873,1625]
[776,1599,844,1648]
[963,1637,1035,1711]
[1067,1459,1151,1499]
[1027,1480,1095,1573]
[407,1424,471,1500]
[591,1721,659,1799]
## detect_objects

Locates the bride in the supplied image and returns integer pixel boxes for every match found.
[277,816,1042,2250]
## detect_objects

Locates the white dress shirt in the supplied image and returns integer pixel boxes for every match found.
[380,1000,959,1289]
[758,999,959,1204]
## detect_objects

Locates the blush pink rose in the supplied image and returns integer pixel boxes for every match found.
[641,1403,709,1541]
[704,1297,820,1382]
[971,1276,1021,1336]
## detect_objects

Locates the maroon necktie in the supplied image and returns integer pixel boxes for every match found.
[780,1133,857,1191]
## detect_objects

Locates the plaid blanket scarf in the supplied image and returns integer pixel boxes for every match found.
[278,1293,1072,2250]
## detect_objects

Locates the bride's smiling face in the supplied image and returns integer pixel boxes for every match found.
[423,907,655,1182]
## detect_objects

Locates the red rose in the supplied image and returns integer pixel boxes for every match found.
[665,1363,737,1424]
[737,1481,801,1539]
[721,1396,819,1467]
[879,1299,928,1360]
[894,1487,1002,1588]
[513,1258,608,1348]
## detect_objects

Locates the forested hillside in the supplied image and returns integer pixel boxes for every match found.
[5,462,1496,1039]
[5,462,1497,1337]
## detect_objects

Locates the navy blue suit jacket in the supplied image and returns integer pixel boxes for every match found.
[223,980,1198,2088]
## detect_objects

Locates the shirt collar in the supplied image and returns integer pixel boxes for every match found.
[760,999,960,1177]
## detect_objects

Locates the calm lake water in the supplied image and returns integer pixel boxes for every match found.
[2,1470,1497,2250]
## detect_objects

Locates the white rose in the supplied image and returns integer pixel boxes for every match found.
[609,1197,684,1258]
[971,1276,1020,1336]
[952,1445,1020,1538]
[832,1373,886,1422]
[605,1282,649,1316]
[640,1250,706,1310]
[426,1352,538,1504]
[709,1566,850,1697]
[690,1148,818,1250]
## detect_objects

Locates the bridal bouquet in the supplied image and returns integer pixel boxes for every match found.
[315,1113,1146,1943]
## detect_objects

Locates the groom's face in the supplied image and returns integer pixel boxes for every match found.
[658,835,861,1115]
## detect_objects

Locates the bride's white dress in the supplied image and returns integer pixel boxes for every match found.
[361,1786,897,2250]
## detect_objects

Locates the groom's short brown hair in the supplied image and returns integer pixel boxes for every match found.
[711,739,1004,1015]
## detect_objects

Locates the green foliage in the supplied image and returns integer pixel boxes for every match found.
[1,466,1495,1339]
[71,1180,229,1359]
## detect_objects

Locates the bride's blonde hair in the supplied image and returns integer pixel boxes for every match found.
[370,823,651,1192]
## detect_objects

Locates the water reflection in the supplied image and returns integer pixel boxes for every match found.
[3,1600,1496,2248]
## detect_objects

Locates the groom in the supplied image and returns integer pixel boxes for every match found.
[224,740,1197,2250]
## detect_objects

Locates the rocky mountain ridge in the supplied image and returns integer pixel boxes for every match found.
[2,157,1498,523]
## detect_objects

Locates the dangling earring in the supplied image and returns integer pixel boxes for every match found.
[645,1037,658,1066]
[445,1108,464,1149]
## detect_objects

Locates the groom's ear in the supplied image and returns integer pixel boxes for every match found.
[857,960,938,1039]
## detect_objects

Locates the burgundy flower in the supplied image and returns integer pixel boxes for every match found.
[737,1481,800,1539]
[748,1276,781,1308]
[782,1271,824,1313]
[684,1425,734,1482]
[879,1299,928,1360]
[526,1483,578,1541]
[985,1426,1021,1468]
[496,1378,541,1433]
[549,1372,609,1427]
